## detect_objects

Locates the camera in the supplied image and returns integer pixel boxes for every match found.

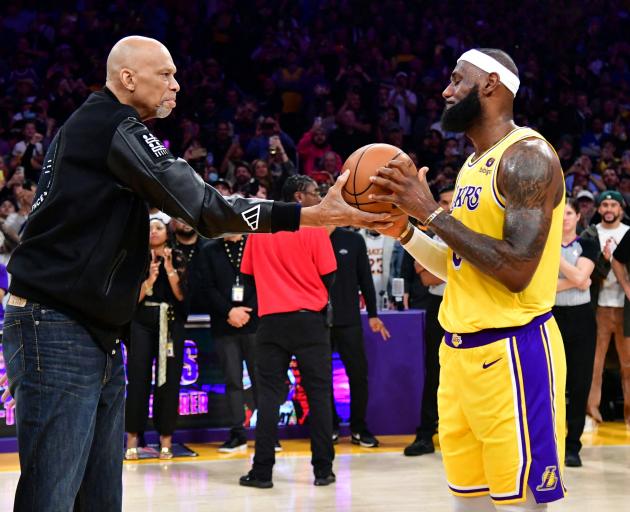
[268,135,280,156]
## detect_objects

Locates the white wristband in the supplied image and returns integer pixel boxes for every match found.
[402,227,448,282]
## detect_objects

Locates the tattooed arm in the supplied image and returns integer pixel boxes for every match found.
[428,139,563,291]
[370,139,564,293]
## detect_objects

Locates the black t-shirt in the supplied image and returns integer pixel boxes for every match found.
[400,251,432,310]
[329,228,377,326]
[613,229,630,264]
[575,236,599,263]
[197,237,259,337]
[174,238,206,315]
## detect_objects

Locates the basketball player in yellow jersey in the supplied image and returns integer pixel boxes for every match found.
[371,48,566,511]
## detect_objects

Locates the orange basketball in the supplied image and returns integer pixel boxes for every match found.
[341,143,410,213]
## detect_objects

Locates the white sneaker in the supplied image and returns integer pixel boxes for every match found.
[583,415,597,433]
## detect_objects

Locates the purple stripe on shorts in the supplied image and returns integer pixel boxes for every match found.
[515,322,565,504]
[492,338,528,502]
[540,324,567,495]
[444,312,552,349]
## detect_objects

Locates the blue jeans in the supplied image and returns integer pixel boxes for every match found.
[3,301,125,512]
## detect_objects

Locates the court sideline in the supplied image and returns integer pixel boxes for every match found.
[0,425,628,511]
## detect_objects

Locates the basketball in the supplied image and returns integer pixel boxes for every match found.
[341,143,411,213]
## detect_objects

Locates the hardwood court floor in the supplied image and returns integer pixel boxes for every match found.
[0,423,629,511]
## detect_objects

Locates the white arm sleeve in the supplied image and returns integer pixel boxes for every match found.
[402,226,448,282]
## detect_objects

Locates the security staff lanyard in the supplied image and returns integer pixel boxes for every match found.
[224,237,245,303]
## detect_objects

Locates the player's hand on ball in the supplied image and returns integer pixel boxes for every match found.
[311,170,396,230]
[374,210,408,238]
[369,160,439,222]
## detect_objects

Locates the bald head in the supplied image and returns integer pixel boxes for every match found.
[105,36,180,121]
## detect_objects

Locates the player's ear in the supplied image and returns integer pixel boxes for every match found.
[483,72,501,96]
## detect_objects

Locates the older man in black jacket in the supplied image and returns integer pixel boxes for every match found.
[0,36,391,512]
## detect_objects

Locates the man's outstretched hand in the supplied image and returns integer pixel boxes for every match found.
[300,170,397,230]
[374,209,409,238]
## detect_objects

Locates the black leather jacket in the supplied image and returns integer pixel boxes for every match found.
[9,88,300,352]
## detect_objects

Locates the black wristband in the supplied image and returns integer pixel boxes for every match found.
[270,201,301,233]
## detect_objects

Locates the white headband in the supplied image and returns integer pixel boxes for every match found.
[457,49,520,97]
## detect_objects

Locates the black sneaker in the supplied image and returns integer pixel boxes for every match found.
[218,436,247,453]
[404,436,435,456]
[314,472,336,486]
[332,430,339,444]
[274,440,283,452]
[565,451,582,467]
[351,430,379,448]
[239,470,273,489]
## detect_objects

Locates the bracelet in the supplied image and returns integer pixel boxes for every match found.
[423,206,445,226]
[397,222,414,242]
[144,282,153,296]
[167,271,177,277]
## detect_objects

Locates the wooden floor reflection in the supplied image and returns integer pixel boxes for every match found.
[1,424,629,511]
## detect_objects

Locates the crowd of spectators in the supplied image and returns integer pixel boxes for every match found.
[2,0,630,237]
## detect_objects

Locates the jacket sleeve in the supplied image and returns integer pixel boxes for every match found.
[107,117,300,238]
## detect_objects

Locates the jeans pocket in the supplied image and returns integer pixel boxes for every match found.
[2,320,26,384]
[39,308,75,324]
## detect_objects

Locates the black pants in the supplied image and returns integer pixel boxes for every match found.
[253,311,334,480]
[417,294,444,440]
[125,306,185,437]
[553,303,596,453]
[330,324,368,433]
[215,332,257,437]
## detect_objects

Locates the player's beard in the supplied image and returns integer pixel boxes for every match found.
[440,85,482,133]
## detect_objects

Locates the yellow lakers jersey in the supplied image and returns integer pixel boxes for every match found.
[439,127,564,333]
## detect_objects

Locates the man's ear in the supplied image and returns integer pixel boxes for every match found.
[120,68,136,92]
[483,72,501,96]
[293,192,303,204]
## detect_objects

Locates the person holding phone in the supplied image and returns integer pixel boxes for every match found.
[246,116,296,162]
[10,121,44,181]
[125,217,187,460]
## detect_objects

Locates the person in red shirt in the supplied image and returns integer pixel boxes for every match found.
[239,175,338,488]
